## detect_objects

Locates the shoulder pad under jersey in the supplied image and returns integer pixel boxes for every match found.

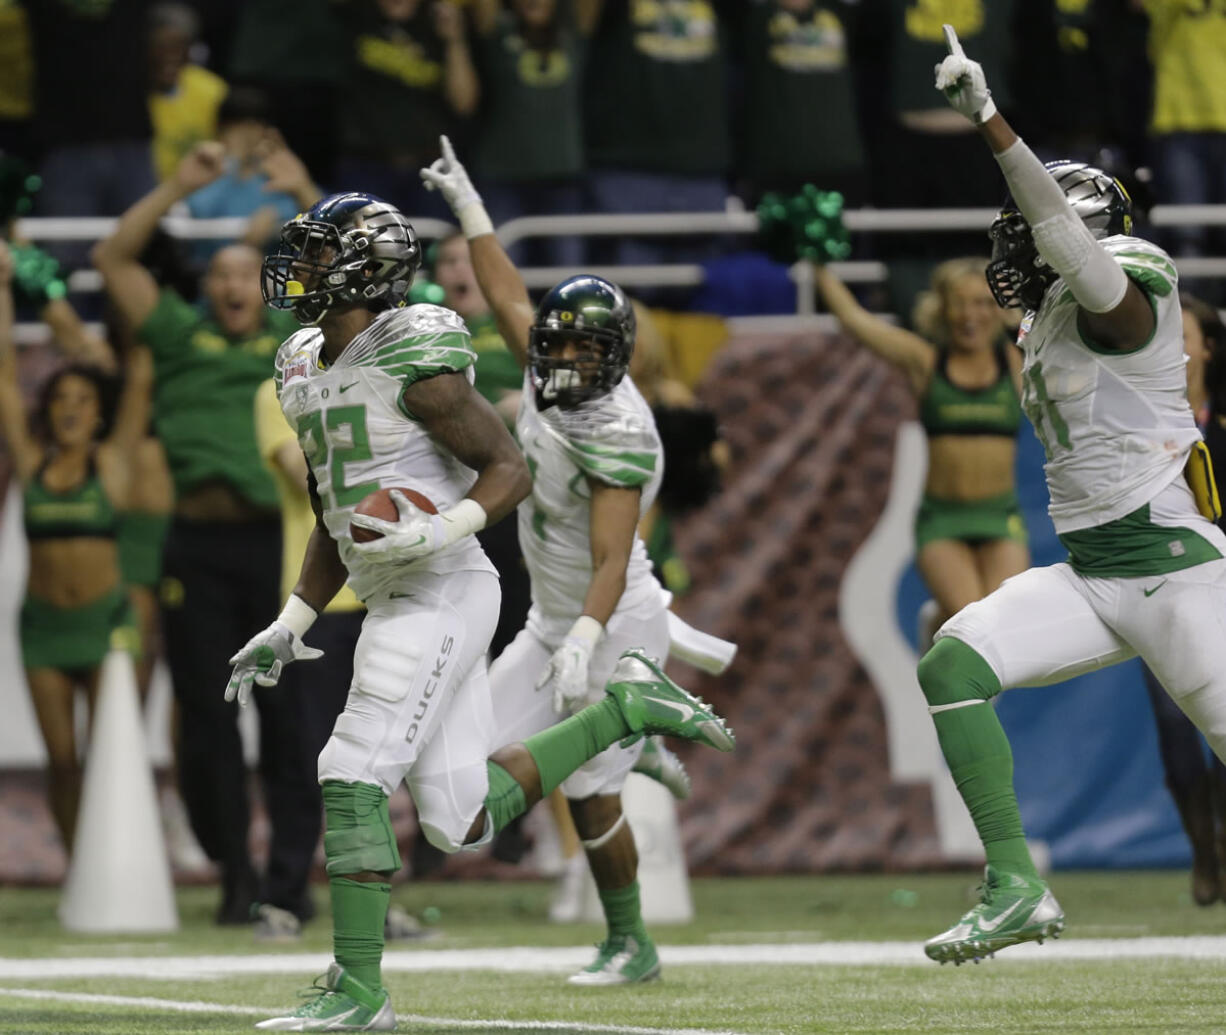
[342,305,476,385]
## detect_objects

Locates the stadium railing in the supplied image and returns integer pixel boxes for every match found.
[12,205,1226,342]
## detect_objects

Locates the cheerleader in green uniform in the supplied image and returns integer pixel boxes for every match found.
[0,242,150,854]
[815,257,1030,635]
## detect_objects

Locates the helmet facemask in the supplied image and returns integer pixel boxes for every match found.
[985,160,1133,313]
[986,211,1054,311]
[528,326,627,408]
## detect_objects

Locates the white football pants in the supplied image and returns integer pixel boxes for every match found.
[317,569,500,852]
[490,602,670,799]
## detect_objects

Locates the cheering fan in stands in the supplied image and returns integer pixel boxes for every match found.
[0,240,151,855]
[92,142,317,928]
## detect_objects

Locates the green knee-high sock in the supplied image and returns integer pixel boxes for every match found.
[523,698,631,798]
[330,878,389,993]
[485,760,528,834]
[918,638,1038,880]
[599,881,649,942]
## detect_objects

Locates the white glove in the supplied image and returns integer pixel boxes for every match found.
[225,621,323,707]
[420,135,493,238]
[420,134,482,213]
[536,616,603,713]
[350,490,446,564]
[934,24,996,125]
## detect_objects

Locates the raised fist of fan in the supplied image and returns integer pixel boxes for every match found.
[173,141,227,195]
[933,24,996,125]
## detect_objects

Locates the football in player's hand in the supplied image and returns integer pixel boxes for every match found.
[350,487,438,542]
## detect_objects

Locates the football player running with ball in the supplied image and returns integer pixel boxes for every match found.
[226,192,735,1030]
[918,27,1226,965]
[420,137,736,985]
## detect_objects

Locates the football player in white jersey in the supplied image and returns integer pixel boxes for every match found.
[908,27,1226,966]
[224,192,735,1030]
[420,138,732,985]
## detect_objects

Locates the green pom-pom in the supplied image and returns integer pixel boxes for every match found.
[10,243,65,306]
[756,191,804,265]
[758,185,850,265]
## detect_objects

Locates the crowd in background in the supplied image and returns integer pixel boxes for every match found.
[1,0,1226,929]
[0,0,1222,281]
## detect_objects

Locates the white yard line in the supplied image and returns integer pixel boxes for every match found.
[0,987,747,1035]
[6,937,1226,981]
[0,988,265,1015]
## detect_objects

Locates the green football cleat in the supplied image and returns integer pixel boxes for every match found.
[568,934,661,986]
[924,866,1065,965]
[633,736,692,799]
[605,651,735,752]
[255,962,395,1031]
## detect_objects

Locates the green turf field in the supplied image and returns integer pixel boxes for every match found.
[2,872,1224,1034]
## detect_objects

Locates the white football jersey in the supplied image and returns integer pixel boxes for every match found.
[275,305,495,601]
[516,373,664,623]
[1017,235,1200,534]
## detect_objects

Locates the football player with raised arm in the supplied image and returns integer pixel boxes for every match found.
[915,27,1226,965]
[225,192,735,1030]
[420,138,736,985]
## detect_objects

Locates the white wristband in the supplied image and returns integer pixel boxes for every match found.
[277,594,318,639]
[975,95,997,124]
[458,202,494,240]
[438,498,488,546]
[567,615,604,648]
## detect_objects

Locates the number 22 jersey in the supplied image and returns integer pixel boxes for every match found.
[274,305,495,601]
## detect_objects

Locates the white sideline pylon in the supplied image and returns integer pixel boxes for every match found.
[59,649,178,932]
[578,772,694,924]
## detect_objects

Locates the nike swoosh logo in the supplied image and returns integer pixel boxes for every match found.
[389,591,415,599]
[978,898,1026,933]
[643,695,694,722]
[339,381,359,393]
[1143,580,1168,598]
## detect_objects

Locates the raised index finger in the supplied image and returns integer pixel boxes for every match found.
[943,24,964,57]
[440,134,458,167]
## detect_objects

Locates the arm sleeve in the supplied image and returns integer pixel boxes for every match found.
[994,139,1128,314]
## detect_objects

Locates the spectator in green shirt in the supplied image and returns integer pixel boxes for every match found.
[92,143,323,930]
[470,0,604,268]
[867,0,1015,222]
[736,0,867,205]
[228,0,345,185]
[584,0,732,267]
[337,0,480,219]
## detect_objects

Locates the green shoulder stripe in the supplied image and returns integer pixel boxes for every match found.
[1113,249,1178,279]
[566,438,658,488]
[359,331,477,385]
[1120,262,1175,299]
